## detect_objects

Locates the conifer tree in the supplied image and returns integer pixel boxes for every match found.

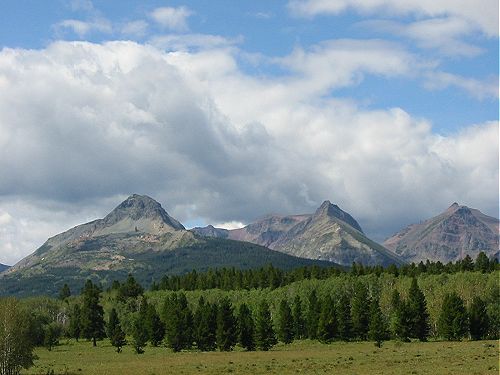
[468,296,489,340]
[237,303,255,351]
[131,314,148,354]
[474,252,490,273]
[438,292,468,340]
[337,293,352,341]
[118,274,144,301]
[255,300,277,351]
[292,295,306,339]
[368,297,387,348]
[163,293,193,352]
[194,297,217,351]
[351,282,370,340]
[407,278,430,341]
[306,290,320,339]
[146,304,165,346]
[59,284,71,301]
[80,280,105,347]
[216,297,237,351]
[107,308,126,353]
[277,299,294,344]
[68,303,82,341]
[317,295,337,343]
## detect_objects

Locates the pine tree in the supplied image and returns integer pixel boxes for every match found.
[255,300,277,351]
[337,293,352,341]
[317,295,336,343]
[292,295,306,339]
[351,282,370,340]
[368,297,387,348]
[118,274,144,301]
[469,296,489,340]
[407,278,430,341]
[146,304,165,347]
[107,308,126,353]
[194,298,217,351]
[237,303,255,351]
[306,290,320,339]
[80,280,105,347]
[163,293,193,352]
[216,297,237,351]
[438,292,468,340]
[474,252,490,273]
[131,314,148,354]
[277,299,294,344]
[59,284,71,301]
[68,303,81,341]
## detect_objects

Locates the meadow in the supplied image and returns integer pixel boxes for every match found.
[24,339,498,375]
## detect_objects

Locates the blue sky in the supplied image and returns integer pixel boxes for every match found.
[0,0,498,264]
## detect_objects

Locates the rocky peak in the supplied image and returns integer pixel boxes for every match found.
[103,194,185,230]
[314,200,364,233]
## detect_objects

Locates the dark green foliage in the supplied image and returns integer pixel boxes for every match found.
[107,308,126,353]
[368,297,387,347]
[117,274,144,301]
[193,297,217,351]
[337,293,352,341]
[146,304,165,347]
[459,255,474,272]
[407,278,430,341]
[237,303,255,351]
[131,315,148,354]
[469,296,489,340]
[393,299,412,342]
[254,300,277,351]
[68,303,82,341]
[438,292,469,340]
[58,284,71,301]
[351,282,370,340]
[216,297,237,351]
[292,295,306,339]
[306,289,320,339]
[475,252,491,273]
[317,295,337,343]
[162,293,193,352]
[43,322,62,351]
[80,280,105,347]
[277,299,294,344]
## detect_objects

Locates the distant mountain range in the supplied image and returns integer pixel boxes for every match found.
[0,264,9,273]
[384,203,499,264]
[0,195,336,297]
[193,200,403,267]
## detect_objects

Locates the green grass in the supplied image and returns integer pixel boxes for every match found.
[24,339,498,375]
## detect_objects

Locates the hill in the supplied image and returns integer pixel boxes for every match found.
[384,203,499,263]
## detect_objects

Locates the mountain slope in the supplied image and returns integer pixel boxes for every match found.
[193,201,403,267]
[383,203,500,263]
[0,195,338,297]
[0,264,9,273]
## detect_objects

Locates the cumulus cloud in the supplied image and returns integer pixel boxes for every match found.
[0,40,497,264]
[121,20,149,37]
[288,0,499,37]
[55,18,112,37]
[150,6,192,32]
[424,71,499,100]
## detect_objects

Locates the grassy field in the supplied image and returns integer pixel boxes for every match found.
[24,339,498,375]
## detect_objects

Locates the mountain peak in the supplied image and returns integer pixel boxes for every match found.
[314,200,364,233]
[103,194,185,230]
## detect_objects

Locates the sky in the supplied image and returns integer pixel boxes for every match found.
[0,0,498,265]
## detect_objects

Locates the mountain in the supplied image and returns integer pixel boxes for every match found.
[0,195,337,297]
[193,200,403,267]
[383,203,500,263]
[0,264,9,273]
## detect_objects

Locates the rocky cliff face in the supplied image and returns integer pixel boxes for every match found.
[193,201,402,267]
[383,203,499,263]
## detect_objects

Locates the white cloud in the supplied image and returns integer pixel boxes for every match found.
[149,34,243,51]
[424,71,499,99]
[121,20,149,37]
[214,221,246,230]
[0,40,497,265]
[150,6,192,32]
[288,0,498,37]
[55,17,112,37]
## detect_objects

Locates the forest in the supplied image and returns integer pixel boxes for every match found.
[0,252,498,374]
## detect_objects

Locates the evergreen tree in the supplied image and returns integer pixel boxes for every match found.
[368,297,387,348]
[80,280,105,347]
[163,293,193,352]
[317,295,336,343]
[68,303,81,341]
[118,274,144,300]
[474,252,490,273]
[194,297,217,351]
[255,300,277,351]
[131,314,148,354]
[337,293,352,341]
[107,308,126,353]
[469,296,489,340]
[407,278,430,341]
[292,295,306,339]
[306,290,320,339]
[351,282,370,340]
[237,303,255,351]
[438,292,468,340]
[277,299,294,344]
[146,304,165,347]
[58,284,71,301]
[216,297,237,351]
